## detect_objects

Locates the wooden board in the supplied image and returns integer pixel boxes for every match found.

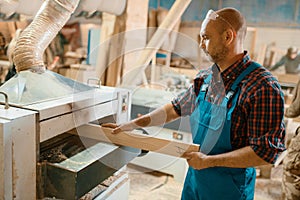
[69,124,199,158]
[96,13,116,84]
[122,0,191,86]
[272,73,299,85]
[105,12,126,86]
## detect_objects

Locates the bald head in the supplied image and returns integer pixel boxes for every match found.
[216,7,247,40]
[200,7,247,68]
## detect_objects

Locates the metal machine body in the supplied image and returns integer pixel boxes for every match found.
[0,85,137,199]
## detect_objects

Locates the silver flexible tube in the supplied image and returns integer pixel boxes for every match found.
[13,0,79,72]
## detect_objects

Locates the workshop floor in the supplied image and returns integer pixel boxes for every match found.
[126,164,283,200]
[126,164,182,200]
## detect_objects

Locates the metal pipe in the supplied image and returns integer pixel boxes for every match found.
[13,0,80,72]
[0,92,9,109]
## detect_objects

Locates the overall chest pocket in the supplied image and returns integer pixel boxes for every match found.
[198,100,227,131]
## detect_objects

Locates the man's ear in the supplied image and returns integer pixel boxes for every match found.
[223,29,234,45]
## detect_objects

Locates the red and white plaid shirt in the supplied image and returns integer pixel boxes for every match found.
[172,52,286,163]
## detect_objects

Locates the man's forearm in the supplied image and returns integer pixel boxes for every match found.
[132,103,180,128]
[206,146,269,168]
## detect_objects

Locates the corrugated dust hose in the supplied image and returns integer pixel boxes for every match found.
[13,0,79,72]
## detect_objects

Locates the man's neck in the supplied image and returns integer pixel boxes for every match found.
[218,52,244,71]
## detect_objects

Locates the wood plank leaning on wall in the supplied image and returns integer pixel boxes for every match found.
[101,0,149,87]
[104,12,126,86]
[95,13,116,85]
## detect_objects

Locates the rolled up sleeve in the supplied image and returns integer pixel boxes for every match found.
[250,130,285,164]
[171,71,207,117]
[241,80,285,163]
[247,84,286,164]
[171,85,196,117]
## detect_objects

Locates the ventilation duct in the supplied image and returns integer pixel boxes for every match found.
[0,0,95,106]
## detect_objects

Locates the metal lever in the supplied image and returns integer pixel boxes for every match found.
[0,92,9,109]
[87,78,101,88]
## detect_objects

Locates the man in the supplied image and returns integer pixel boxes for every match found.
[282,127,300,200]
[282,80,300,200]
[103,7,285,199]
[269,46,300,74]
[285,79,300,118]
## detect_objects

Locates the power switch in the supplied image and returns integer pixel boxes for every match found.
[121,95,127,112]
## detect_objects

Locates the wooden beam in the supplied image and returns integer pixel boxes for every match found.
[274,150,287,168]
[272,72,299,86]
[95,13,116,84]
[121,0,192,86]
[256,43,266,65]
[69,124,199,157]
[105,12,126,86]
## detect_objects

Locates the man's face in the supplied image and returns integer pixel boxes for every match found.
[289,52,298,60]
[200,19,228,64]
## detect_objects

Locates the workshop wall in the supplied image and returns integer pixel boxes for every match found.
[148,0,300,68]
[149,0,300,28]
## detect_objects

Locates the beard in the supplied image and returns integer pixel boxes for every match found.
[205,45,229,63]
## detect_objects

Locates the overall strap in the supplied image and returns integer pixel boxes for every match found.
[224,62,261,103]
[231,62,260,91]
[198,74,212,101]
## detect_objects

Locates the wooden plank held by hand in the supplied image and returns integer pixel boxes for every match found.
[70,124,199,158]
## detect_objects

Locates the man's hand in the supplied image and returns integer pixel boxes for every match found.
[183,152,211,170]
[101,122,137,134]
[183,146,271,170]
[102,104,180,135]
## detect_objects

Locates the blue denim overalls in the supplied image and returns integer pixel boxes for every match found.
[182,63,260,200]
